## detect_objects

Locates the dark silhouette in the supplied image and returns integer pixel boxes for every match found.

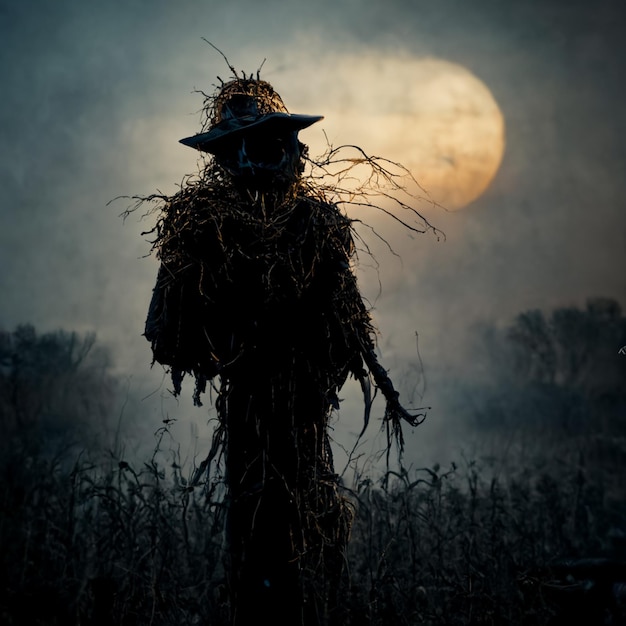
[144,76,420,625]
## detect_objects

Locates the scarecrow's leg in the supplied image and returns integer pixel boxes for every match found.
[223,365,349,626]
[223,377,305,626]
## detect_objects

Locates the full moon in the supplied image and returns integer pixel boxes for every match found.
[298,56,505,211]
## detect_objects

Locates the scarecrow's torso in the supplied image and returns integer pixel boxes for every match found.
[146,188,371,389]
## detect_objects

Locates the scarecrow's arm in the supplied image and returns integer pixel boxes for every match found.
[320,202,426,439]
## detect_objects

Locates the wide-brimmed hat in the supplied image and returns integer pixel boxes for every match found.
[179,78,323,154]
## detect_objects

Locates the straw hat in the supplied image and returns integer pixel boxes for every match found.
[179,79,323,154]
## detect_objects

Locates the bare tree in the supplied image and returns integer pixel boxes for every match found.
[0,324,117,453]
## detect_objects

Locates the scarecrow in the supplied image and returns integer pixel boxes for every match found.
[144,75,422,626]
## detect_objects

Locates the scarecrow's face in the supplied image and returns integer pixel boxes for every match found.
[213,128,303,190]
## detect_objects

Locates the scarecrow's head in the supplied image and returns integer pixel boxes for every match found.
[180,79,323,190]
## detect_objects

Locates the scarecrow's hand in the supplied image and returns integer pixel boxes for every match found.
[360,339,427,428]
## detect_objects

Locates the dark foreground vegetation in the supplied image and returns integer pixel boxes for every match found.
[1,298,625,625]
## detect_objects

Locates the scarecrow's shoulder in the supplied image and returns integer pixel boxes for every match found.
[161,182,241,222]
[297,195,351,226]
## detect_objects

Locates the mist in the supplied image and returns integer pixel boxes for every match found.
[1,0,624,467]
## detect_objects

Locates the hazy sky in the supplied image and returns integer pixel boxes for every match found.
[1,0,625,465]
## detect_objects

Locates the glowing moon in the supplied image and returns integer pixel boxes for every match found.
[385,59,505,210]
[301,56,505,211]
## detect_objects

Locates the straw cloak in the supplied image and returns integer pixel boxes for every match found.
[144,175,371,615]
[144,179,375,407]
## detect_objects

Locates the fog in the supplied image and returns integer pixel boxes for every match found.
[1,0,624,468]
